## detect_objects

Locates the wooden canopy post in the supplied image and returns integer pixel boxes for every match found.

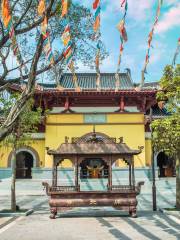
[75,155,79,191]
[55,164,58,186]
[52,156,57,187]
[132,158,135,189]
[108,155,112,191]
[129,162,132,187]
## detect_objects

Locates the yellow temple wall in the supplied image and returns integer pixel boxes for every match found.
[45,113,146,168]
[145,139,152,167]
[0,113,151,169]
[0,140,45,168]
[31,140,45,167]
[0,146,11,168]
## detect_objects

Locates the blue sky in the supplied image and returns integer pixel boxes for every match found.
[74,0,180,83]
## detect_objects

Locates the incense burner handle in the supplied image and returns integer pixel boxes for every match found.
[136,181,144,194]
[42,182,50,196]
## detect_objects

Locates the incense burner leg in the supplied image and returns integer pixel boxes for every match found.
[129,209,132,216]
[50,207,57,219]
[129,206,137,218]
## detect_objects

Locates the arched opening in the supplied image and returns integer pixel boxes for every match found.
[8,146,40,179]
[59,159,74,168]
[114,158,128,168]
[157,152,175,178]
[80,158,108,179]
[16,151,34,179]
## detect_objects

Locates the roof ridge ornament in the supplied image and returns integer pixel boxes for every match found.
[65,136,69,143]
[138,146,144,152]
[91,125,97,142]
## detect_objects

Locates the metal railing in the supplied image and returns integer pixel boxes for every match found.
[50,185,79,192]
[111,185,135,192]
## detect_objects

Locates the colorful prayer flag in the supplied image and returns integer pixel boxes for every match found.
[120,44,123,54]
[38,0,46,16]
[63,44,72,61]
[61,0,68,17]
[93,0,100,9]
[117,20,127,42]
[1,0,11,27]
[93,15,100,32]
[92,0,101,90]
[39,3,55,66]
[121,0,126,7]
[115,1,128,81]
[142,0,163,77]
[61,25,71,46]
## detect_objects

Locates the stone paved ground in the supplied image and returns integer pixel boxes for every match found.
[0,211,179,240]
[0,178,179,240]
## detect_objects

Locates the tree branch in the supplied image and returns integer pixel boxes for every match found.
[7,53,64,83]
[0,0,55,141]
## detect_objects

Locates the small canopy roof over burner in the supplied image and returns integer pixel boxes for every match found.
[48,129,142,158]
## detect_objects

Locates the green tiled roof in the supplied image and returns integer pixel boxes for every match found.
[144,82,159,89]
[39,72,133,90]
[146,106,170,117]
[152,107,170,117]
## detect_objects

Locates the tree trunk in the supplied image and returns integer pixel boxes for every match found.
[11,145,16,212]
[176,155,180,209]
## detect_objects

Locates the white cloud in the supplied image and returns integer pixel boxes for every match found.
[101,0,154,22]
[127,0,154,21]
[164,0,179,6]
[75,0,154,22]
[155,3,180,34]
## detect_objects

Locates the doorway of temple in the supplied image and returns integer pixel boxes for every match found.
[16,151,34,179]
[157,152,175,178]
[80,158,108,179]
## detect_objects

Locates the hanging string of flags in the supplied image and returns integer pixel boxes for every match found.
[60,2,72,64]
[60,0,80,92]
[141,0,163,86]
[172,38,180,66]
[38,0,55,66]
[61,24,73,63]
[115,0,128,91]
[93,0,101,32]
[61,23,81,91]
[38,0,66,90]
[1,0,28,76]
[93,0,101,90]
[37,0,57,91]
[68,61,81,91]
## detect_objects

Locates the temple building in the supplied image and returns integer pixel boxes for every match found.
[0,72,174,180]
